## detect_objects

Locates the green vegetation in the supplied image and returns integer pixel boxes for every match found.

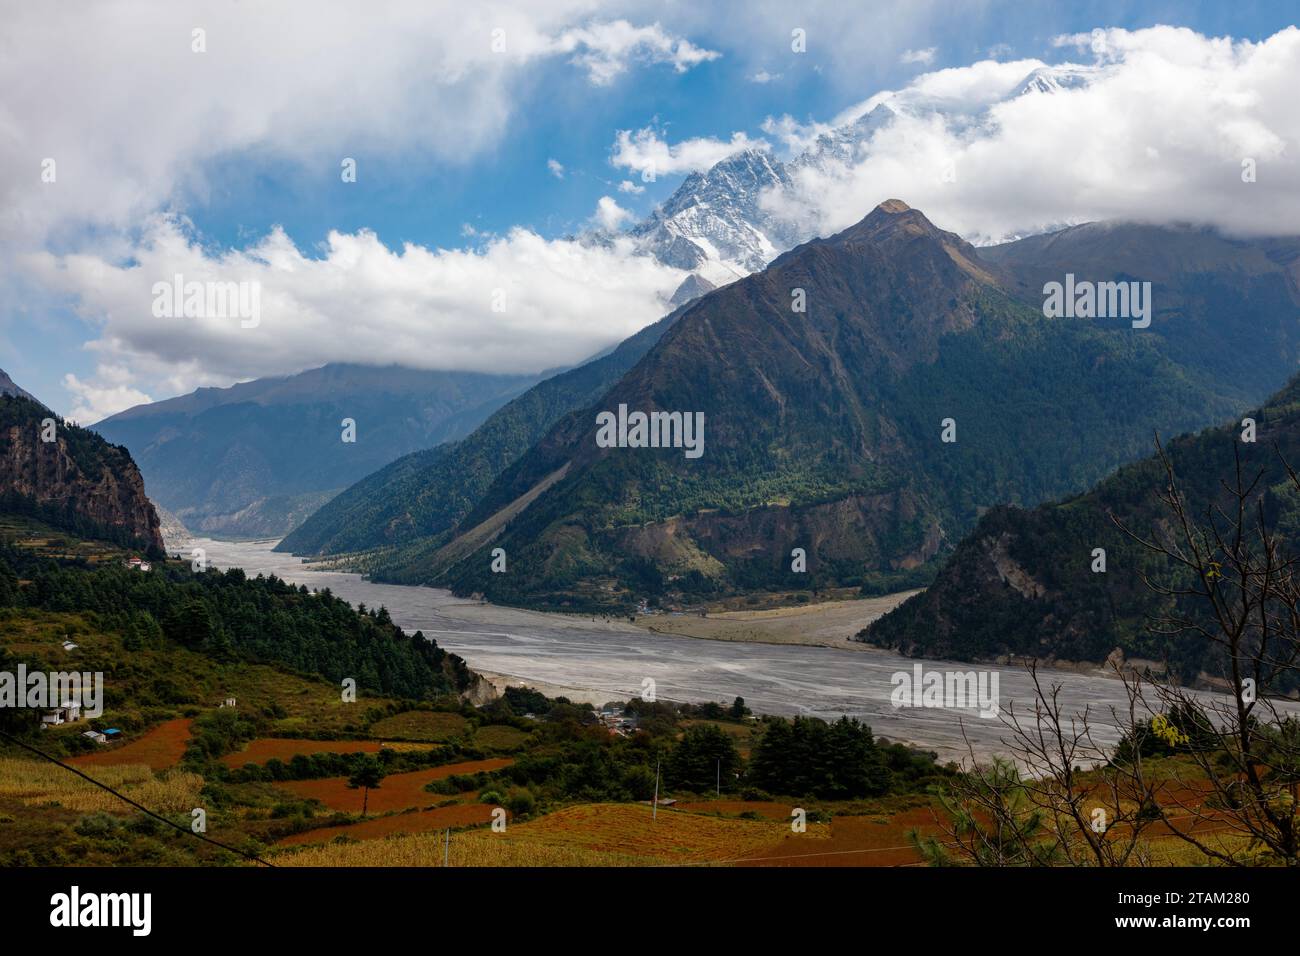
[278,310,680,558]
[0,538,472,707]
[863,373,1300,689]
[92,365,540,540]
[337,210,1296,611]
[0,394,162,555]
[492,699,952,811]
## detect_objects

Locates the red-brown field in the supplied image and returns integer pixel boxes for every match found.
[735,806,942,867]
[67,718,193,771]
[220,738,385,768]
[675,800,796,821]
[277,803,498,846]
[273,758,514,814]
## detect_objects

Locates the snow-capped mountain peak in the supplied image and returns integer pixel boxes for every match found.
[629,62,1098,289]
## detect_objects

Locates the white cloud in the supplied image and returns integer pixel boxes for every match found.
[547,158,566,178]
[763,26,1300,244]
[0,2,719,412]
[62,372,152,425]
[900,47,936,65]
[749,70,782,83]
[611,127,768,176]
[545,19,720,85]
[618,180,646,194]
[0,4,718,244]
[761,115,835,156]
[591,196,635,231]
[28,216,686,403]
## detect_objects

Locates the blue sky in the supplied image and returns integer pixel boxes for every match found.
[3,0,1299,420]
[186,0,1300,254]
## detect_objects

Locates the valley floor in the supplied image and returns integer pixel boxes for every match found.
[630,590,924,648]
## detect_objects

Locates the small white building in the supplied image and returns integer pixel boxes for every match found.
[40,703,82,727]
[219,697,237,708]
[82,730,107,744]
[62,639,79,651]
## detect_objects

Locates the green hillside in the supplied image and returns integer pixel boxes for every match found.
[379,203,1300,608]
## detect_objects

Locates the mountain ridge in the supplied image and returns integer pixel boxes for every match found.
[360,200,1300,608]
[95,363,542,539]
[1,377,164,554]
[857,372,1300,691]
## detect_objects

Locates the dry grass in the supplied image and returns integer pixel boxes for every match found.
[275,802,823,867]
[0,757,204,814]
[368,711,467,742]
[277,804,500,847]
[277,828,654,867]
[473,725,530,751]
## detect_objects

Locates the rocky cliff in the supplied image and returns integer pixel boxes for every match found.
[1,389,163,553]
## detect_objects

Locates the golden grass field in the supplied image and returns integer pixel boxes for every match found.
[0,757,203,814]
[274,802,830,867]
[472,725,531,751]
[367,711,468,742]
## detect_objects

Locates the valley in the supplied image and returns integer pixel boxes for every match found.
[199,536,1172,762]
[12,0,1300,918]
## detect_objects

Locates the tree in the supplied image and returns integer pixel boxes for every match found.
[1110,440,1300,865]
[347,756,386,817]
[928,663,1160,867]
[729,696,748,719]
[167,600,214,648]
[666,724,740,793]
[935,438,1300,867]
[915,757,1060,866]
[748,716,888,799]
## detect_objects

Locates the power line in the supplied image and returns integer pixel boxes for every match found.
[0,729,274,867]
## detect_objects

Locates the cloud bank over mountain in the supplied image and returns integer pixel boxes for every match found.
[9,7,1300,421]
[763,26,1300,243]
[28,216,684,421]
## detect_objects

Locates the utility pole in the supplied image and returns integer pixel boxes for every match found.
[443,827,450,866]
[716,757,720,797]
[653,759,660,822]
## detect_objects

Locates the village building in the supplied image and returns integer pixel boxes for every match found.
[40,703,82,727]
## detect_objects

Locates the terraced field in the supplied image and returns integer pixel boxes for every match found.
[67,718,192,771]
[367,711,468,742]
[0,757,203,814]
[275,802,830,866]
[273,758,515,813]
[220,738,387,768]
[277,803,498,846]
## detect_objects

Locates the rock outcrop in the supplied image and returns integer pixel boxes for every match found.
[1,390,163,553]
